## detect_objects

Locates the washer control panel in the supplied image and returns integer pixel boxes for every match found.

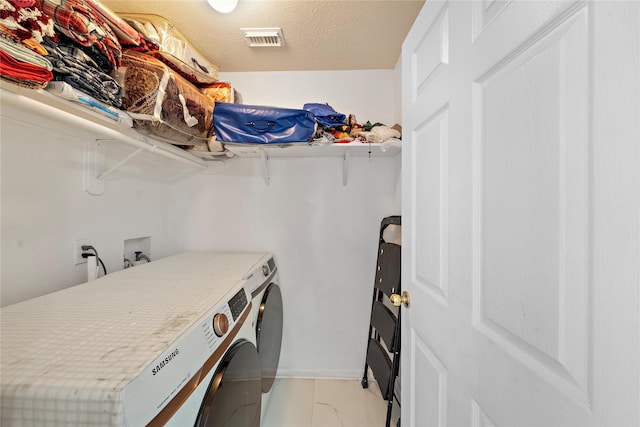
[228,287,248,321]
[267,257,276,272]
[245,255,278,297]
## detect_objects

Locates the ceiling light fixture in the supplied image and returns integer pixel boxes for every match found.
[207,0,238,13]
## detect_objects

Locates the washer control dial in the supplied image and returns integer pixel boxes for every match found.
[213,313,229,337]
[262,264,269,276]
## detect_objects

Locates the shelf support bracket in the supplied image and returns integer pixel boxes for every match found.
[342,148,351,186]
[85,140,106,196]
[85,139,145,195]
[260,149,271,185]
[98,147,144,180]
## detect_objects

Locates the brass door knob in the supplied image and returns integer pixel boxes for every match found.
[390,291,410,307]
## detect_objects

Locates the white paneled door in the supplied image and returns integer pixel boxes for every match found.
[401,1,639,426]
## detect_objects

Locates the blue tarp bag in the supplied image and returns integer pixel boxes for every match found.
[303,103,346,128]
[214,102,316,144]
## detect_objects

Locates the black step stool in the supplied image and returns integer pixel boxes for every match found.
[362,215,401,427]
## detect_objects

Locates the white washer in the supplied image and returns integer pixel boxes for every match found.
[0,252,278,427]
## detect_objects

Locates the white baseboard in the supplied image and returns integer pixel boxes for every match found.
[275,368,374,382]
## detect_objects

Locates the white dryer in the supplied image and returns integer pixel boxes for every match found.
[244,255,283,420]
[0,252,282,427]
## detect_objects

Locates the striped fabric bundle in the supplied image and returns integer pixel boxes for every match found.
[0,37,53,88]
[34,0,121,70]
[83,0,140,46]
[0,0,54,88]
[0,0,55,43]
[44,37,121,107]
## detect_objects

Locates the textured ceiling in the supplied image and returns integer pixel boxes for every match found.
[101,0,425,72]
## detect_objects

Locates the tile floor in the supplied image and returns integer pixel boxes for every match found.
[262,378,400,427]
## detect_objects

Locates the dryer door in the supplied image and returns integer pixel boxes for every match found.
[195,339,261,427]
[255,283,283,393]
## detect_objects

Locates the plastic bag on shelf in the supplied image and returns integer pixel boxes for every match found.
[201,81,234,104]
[117,13,218,86]
[119,50,214,145]
[46,81,132,127]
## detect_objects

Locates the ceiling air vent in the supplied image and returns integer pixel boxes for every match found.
[242,28,284,47]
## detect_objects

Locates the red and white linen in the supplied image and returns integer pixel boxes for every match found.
[34,0,121,69]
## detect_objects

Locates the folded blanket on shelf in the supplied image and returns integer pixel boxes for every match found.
[43,37,121,107]
[0,24,46,54]
[0,37,52,88]
[83,0,140,46]
[0,0,55,43]
[34,0,121,70]
[119,31,158,52]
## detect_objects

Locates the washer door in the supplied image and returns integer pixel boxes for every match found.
[255,283,283,393]
[195,339,261,427]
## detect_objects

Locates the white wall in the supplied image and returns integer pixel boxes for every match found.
[393,58,403,210]
[0,110,174,306]
[169,157,399,378]
[225,69,401,127]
